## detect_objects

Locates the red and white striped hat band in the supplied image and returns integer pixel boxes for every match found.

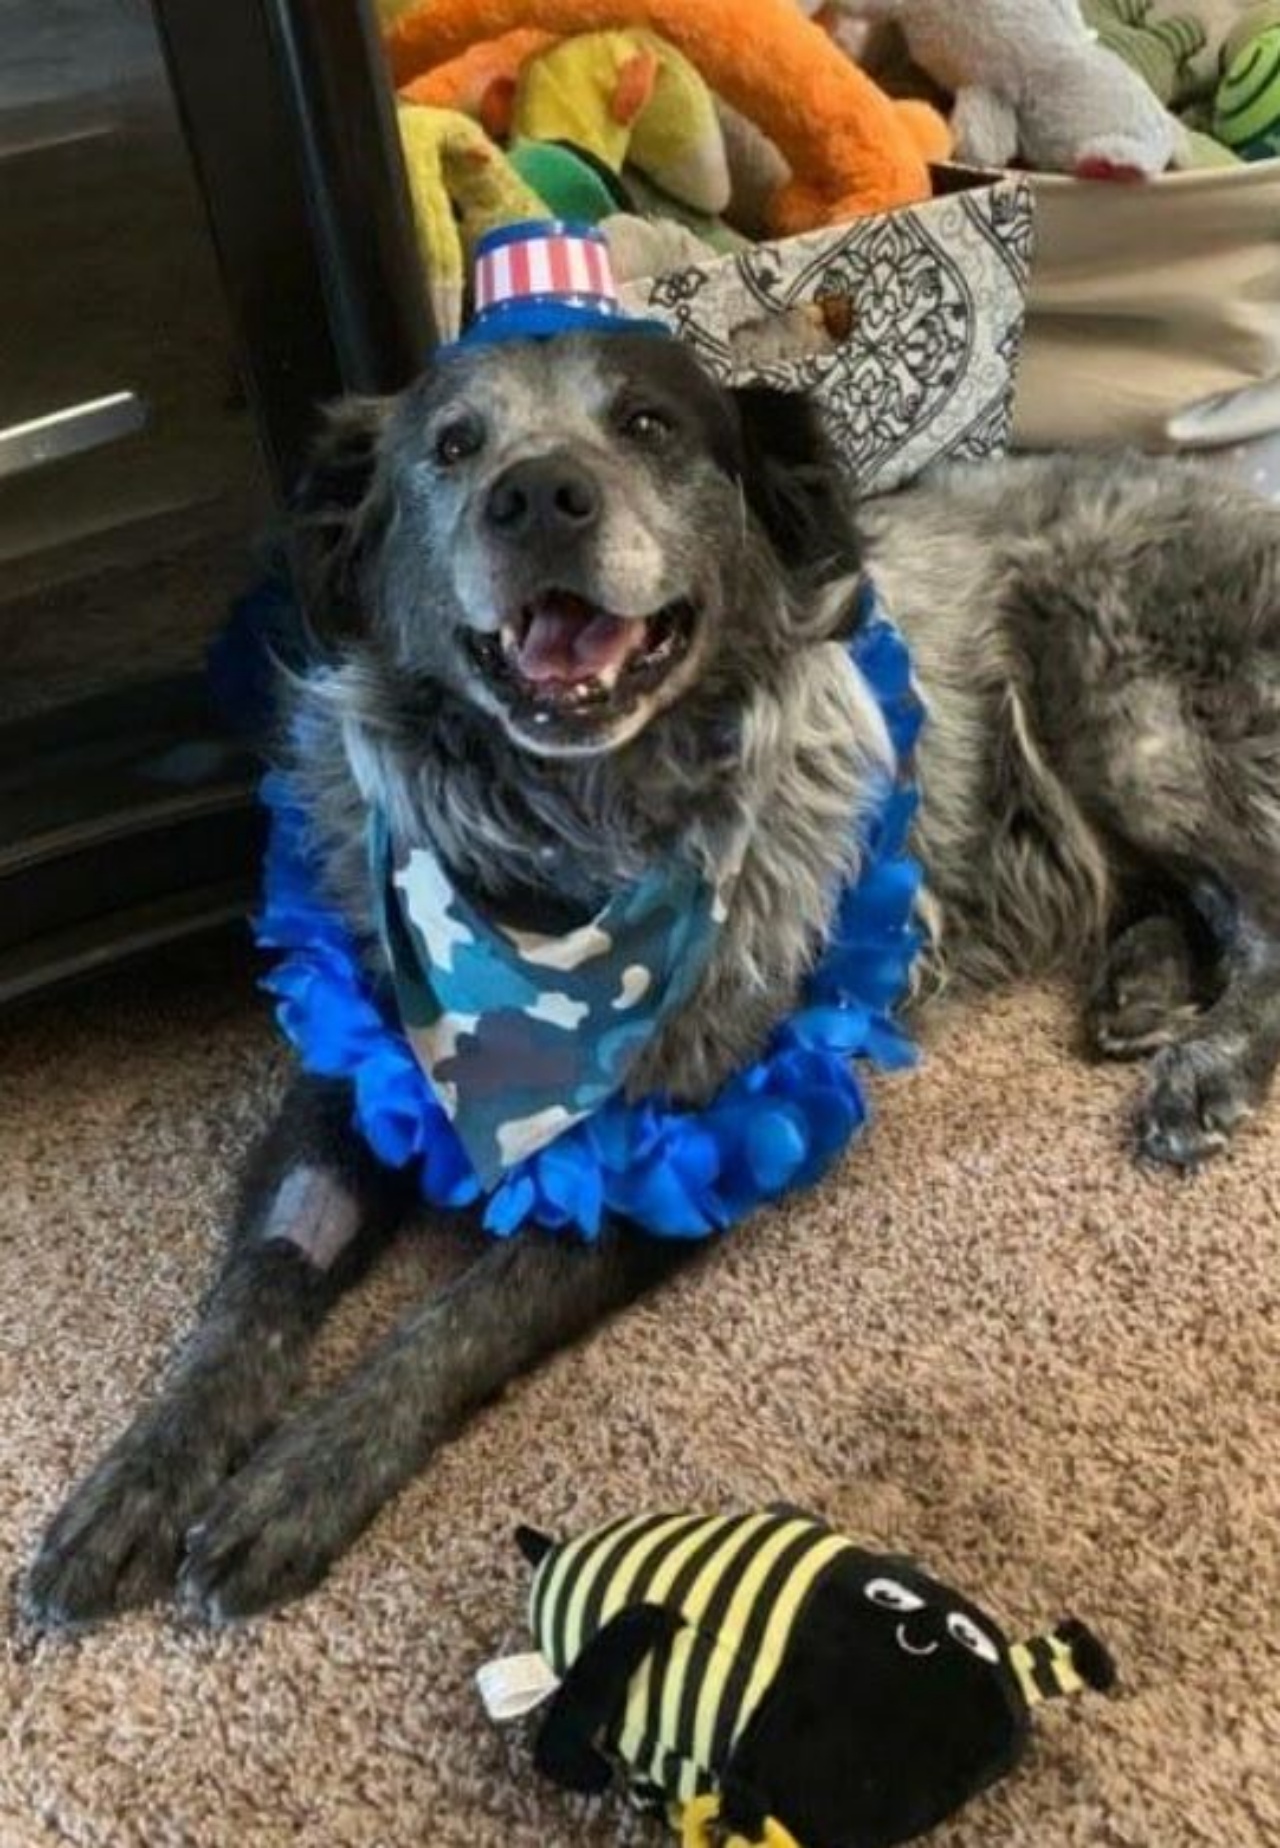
[456,220,671,347]
[475,226,618,317]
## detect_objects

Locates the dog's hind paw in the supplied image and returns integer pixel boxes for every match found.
[21,1425,225,1629]
[1136,1040,1257,1169]
[1087,915,1205,1062]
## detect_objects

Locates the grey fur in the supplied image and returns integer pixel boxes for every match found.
[872,451,1280,1166]
[867,452,1280,991]
[23,350,1280,1630]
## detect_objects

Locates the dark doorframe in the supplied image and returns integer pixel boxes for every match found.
[150,0,432,507]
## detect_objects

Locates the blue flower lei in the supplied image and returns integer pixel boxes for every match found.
[255,592,925,1243]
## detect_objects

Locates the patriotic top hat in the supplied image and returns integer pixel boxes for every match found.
[456,220,670,347]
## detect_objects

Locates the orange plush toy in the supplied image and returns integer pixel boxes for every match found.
[385,0,949,232]
[400,28,552,141]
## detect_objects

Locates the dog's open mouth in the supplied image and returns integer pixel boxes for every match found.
[470,589,698,727]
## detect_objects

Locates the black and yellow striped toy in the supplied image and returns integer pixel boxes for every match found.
[478,1507,1116,1848]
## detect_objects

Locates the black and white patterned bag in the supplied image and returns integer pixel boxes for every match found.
[620,175,1034,496]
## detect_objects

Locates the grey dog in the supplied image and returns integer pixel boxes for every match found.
[23,333,1280,1628]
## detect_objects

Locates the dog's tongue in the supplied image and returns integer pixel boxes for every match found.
[518,596,639,685]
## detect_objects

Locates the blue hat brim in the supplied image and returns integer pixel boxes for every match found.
[448,300,673,350]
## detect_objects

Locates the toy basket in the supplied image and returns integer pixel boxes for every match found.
[620,170,1035,496]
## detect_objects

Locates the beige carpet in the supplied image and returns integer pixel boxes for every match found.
[2,940,1278,1848]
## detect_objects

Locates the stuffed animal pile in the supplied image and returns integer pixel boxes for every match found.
[845,0,1280,175]
[381,0,1276,340]
[844,0,1190,175]
[383,0,952,338]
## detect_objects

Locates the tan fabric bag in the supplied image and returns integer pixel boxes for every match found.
[1013,159,1280,450]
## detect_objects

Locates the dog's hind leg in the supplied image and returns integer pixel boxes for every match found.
[1093,792,1280,1165]
[1035,486,1280,1163]
[1101,695,1280,1165]
[175,1226,694,1623]
[21,1076,413,1629]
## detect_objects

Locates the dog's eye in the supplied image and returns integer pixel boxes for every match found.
[620,407,673,447]
[435,417,484,467]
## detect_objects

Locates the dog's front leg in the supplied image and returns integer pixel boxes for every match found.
[21,1077,413,1629]
[177,1227,693,1623]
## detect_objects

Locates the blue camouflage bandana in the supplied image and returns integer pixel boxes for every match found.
[372,820,737,1189]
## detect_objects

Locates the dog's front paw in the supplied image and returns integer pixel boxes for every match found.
[1137,1040,1258,1168]
[177,1442,353,1623]
[22,1423,227,1629]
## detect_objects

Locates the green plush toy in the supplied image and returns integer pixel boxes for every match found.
[1215,3,1280,156]
[508,136,632,223]
[622,166,749,252]
[478,1507,1117,1848]
[1143,0,1262,94]
[1081,0,1246,163]
[1082,0,1208,104]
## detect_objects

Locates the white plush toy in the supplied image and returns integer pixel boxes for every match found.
[798,0,871,52]
[841,0,1189,176]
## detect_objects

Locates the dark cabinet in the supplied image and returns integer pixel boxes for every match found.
[0,0,426,1002]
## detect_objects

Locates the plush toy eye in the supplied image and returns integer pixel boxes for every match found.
[864,1578,926,1614]
[435,416,484,466]
[621,406,673,446]
[947,1613,1001,1664]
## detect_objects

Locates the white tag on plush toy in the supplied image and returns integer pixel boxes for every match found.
[477,1652,561,1723]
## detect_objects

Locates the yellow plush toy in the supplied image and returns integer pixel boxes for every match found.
[396,103,545,342]
[385,0,949,229]
[513,29,732,216]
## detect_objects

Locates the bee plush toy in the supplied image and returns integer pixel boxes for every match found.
[477,1507,1116,1848]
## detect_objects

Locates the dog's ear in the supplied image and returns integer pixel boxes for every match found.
[733,385,862,580]
[289,395,393,647]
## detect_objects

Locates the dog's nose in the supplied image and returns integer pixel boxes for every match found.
[484,456,602,538]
